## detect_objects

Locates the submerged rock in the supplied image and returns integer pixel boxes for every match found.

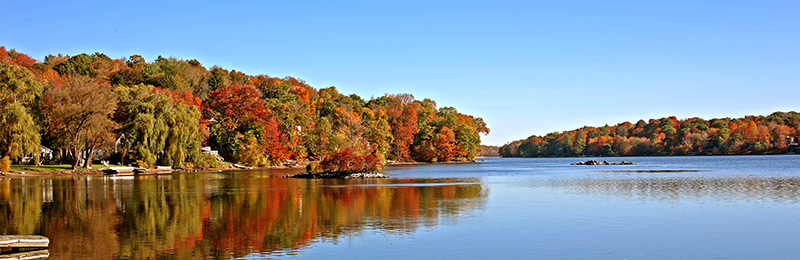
[571,160,635,165]
[287,171,388,179]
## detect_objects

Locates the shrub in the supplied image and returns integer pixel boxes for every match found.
[319,148,381,174]
[135,160,149,168]
[0,156,10,172]
[306,162,321,173]
[192,153,222,168]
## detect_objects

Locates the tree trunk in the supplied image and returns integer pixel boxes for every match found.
[83,146,95,168]
[71,146,81,170]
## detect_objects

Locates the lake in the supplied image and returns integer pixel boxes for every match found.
[2,155,799,259]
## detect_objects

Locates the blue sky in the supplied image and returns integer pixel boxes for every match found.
[3,0,799,145]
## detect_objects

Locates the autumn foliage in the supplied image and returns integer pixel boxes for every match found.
[0,46,489,169]
[319,148,381,174]
[500,112,800,157]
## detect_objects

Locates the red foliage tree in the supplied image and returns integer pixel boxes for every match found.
[0,47,37,70]
[434,126,458,162]
[205,84,271,130]
[319,148,381,174]
[389,104,419,160]
[205,84,290,164]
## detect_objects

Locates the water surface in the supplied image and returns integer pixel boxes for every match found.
[1,155,799,259]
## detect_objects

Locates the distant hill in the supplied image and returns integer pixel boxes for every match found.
[500,111,800,157]
[479,145,500,157]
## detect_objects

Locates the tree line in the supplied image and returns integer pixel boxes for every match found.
[500,112,800,157]
[0,46,489,169]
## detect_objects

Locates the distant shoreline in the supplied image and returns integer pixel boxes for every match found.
[498,153,799,159]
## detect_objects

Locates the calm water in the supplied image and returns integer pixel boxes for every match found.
[2,155,800,259]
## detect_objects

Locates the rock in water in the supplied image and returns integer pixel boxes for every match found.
[287,172,388,179]
[571,160,635,165]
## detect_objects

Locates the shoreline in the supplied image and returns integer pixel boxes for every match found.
[0,164,309,178]
[1,160,482,178]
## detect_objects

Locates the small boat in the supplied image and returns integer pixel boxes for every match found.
[128,166,173,175]
[232,164,253,169]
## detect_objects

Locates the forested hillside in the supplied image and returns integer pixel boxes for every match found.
[0,47,488,169]
[500,112,800,157]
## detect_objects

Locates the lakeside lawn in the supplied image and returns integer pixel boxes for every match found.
[9,164,108,173]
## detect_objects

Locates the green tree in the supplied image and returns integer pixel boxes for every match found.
[600,143,615,156]
[0,64,42,105]
[0,64,43,162]
[361,107,393,160]
[52,53,94,76]
[114,84,203,168]
[143,56,192,92]
[1,102,40,161]
[306,116,333,160]
[206,66,231,91]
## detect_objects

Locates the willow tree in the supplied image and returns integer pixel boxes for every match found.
[0,64,43,161]
[114,84,203,168]
[43,75,118,169]
[1,103,40,161]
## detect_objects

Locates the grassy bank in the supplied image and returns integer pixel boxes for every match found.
[4,164,108,177]
[10,164,106,172]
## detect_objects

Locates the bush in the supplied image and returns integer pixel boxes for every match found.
[0,156,10,172]
[306,162,321,173]
[134,160,148,168]
[191,153,222,168]
[319,148,381,174]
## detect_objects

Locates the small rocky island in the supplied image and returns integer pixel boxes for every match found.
[571,160,635,165]
[287,148,388,179]
[288,171,388,179]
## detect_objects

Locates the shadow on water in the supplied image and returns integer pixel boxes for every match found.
[0,173,487,259]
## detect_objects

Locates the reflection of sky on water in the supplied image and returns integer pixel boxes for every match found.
[389,155,800,204]
[528,175,800,204]
[372,156,800,259]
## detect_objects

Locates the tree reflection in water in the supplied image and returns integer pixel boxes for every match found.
[0,174,487,259]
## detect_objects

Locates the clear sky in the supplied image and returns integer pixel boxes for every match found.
[3,0,799,145]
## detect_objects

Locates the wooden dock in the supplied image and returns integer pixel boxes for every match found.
[0,249,49,260]
[0,236,49,249]
[103,166,136,175]
[0,235,49,259]
[104,166,173,175]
